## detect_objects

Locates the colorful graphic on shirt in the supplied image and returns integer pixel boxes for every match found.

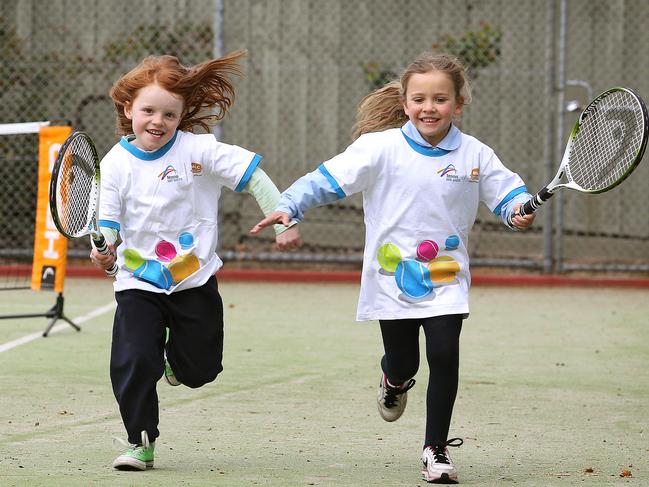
[122,231,199,290]
[168,253,200,282]
[395,259,434,299]
[178,231,194,250]
[123,248,145,271]
[134,260,174,290]
[428,255,461,283]
[155,240,177,262]
[416,239,439,262]
[445,235,460,250]
[377,237,461,303]
[377,243,402,273]
[122,248,174,289]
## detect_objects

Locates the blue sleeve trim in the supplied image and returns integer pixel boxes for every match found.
[277,169,342,222]
[234,153,263,192]
[98,219,120,231]
[317,164,346,198]
[493,186,528,216]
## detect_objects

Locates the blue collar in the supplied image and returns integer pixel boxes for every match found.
[401,121,462,149]
[119,131,178,160]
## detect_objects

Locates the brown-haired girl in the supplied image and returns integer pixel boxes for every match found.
[252,52,534,484]
[91,51,300,471]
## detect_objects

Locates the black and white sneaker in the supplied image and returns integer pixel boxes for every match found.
[376,373,416,422]
[421,438,463,484]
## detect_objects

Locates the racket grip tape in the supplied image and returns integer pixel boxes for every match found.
[92,235,119,277]
[508,187,554,227]
[519,187,554,216]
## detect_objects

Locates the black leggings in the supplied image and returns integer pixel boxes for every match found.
[379,314,463,447]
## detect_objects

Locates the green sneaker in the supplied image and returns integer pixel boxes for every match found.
[113,430,155,471]
[164,356,181,386]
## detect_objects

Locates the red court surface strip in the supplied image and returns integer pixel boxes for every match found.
[61,266,649,288]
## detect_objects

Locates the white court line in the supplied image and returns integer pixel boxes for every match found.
[0,301,116,354]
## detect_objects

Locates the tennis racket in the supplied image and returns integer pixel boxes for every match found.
[510,87,648,224]
[49,131,118,276]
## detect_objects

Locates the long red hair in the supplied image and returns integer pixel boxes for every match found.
[109,50,246,135]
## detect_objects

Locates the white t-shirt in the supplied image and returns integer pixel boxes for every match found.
[320,126,526,321]
[99,130,261,293]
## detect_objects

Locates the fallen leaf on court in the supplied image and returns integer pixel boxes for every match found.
[584,467,594,473]
[620,469,632,477]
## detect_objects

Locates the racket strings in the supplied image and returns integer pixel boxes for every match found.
[56,138,98,237]
[569,90,645,191]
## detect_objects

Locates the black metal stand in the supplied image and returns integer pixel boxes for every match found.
[0,292,80,337]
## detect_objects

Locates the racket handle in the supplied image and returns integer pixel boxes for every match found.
[92,234,119,277]
[518,198,536,217]
[508,187,554,226]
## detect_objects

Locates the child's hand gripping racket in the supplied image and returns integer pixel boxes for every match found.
[510,87,649,224]
[49,131,118,276]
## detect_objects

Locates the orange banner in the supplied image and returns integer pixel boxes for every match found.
[31,126,72,292]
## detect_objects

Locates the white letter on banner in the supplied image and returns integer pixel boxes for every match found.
[49,143,61,173]
[43,230,60,259]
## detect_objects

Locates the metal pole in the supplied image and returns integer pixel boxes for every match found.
[542,0,557,273]
[213,0,225,257]
[212,0,224,141]
[554,0,568,273]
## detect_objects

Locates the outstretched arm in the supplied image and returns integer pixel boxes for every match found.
[243,168,301,250]
[250,211,291,233]
[250,168,343,234]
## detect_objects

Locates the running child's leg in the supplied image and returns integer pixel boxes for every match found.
[421,314,463,445]
[377,319,421,421]
[379,319,421,383]
[164,276,224,388]
[420,314,463,484]
[111,289,167,445]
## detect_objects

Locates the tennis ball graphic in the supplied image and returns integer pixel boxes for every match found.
[133,260,174,290]
[168,253,200,283]
[155,240,177,262]
[416,239,439,262]
[445,235,460,251]
[178,231,194,250]
[394,259,433,300]
[377,243,402,273]
[428,255,460,284]
[123,248,145,271]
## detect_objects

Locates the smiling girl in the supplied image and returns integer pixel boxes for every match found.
[251,52,534,484]
[91,51,300,471]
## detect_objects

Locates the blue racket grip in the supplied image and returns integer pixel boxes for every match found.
[92,234,118,277]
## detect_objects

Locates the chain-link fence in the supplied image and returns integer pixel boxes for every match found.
[2,0,649,275]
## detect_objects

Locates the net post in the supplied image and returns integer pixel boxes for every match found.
[0,122,79,336]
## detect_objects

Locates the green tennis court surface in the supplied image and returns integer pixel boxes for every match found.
[0,278,647,486]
